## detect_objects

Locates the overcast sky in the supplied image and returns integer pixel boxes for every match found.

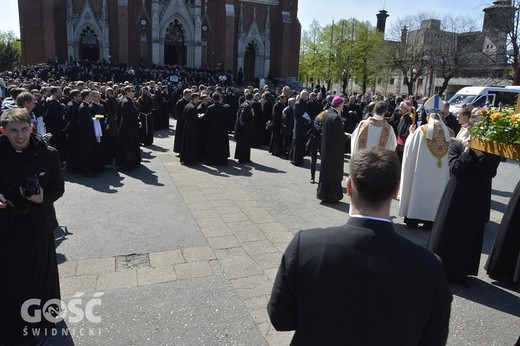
[0,1,490,38]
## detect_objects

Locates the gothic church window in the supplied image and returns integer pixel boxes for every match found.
[140,31,148,62]
[165,20,184,44]
[80,26,98,46]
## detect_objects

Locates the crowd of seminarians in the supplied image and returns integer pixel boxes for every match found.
[0,79,464,175]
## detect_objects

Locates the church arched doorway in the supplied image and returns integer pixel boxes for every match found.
[244,41,257,83]
[164,19,186,66]
[79,26,100,61]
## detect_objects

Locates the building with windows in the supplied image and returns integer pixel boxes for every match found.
[18,0,301,81]
[344,0,515,97]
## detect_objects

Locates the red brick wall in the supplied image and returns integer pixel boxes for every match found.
[18,0,301,79]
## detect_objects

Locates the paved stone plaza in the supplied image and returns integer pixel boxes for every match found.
[48,122,519,345]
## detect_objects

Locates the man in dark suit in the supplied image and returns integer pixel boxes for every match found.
[268,147,453,345]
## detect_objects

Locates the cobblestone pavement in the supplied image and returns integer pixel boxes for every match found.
[50,122,519,345]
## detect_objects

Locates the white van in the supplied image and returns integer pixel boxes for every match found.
[447,86,520,113]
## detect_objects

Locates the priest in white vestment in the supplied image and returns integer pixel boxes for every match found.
[398,95,455,229]
[350,101,397,155]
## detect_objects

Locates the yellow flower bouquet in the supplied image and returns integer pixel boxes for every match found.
[470,106,520,161]
[473,107,520,145]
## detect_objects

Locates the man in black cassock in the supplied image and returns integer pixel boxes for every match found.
[316,96,349,203]
[0,108,64,345]
[77,89,98,177]
[485,168,520,286]
[44,86,66,162]
[291,90,310,166]
[251,93,264,148]
[343,95,362,154]
[197,94,210,160]
[180,93,201,165]
[136,86,155,146]
[173,88,192,154]
[116,86,141,171]
[64,89,82,173]
[269,95,286,156]
[205,93,230,166]
[223,87,238,132]
[234,92,254,163]
[428,131,501,286]
[89,90,110,171]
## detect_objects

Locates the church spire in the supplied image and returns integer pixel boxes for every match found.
[265,6,270,36]
[239,3,244,34]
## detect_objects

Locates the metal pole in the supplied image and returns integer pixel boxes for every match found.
[337,20,345,95]
[346,21,354,96]
[328,19,334,91]
[429,54,435,96]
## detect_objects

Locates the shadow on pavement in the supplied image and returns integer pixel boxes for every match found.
[188,160,286,177]
[451,277,520,318]
[319,200,349,212]
[120,164,164,186]
[63,169,124,193]
[142,143,169,153]
[54,226,73,265]
[154,127,174,139]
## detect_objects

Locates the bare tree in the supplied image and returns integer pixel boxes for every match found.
[386,13,432,96]
[432,14,480,95]
[387,12,481,96]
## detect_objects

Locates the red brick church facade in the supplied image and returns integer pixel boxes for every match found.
[18,0,301,80]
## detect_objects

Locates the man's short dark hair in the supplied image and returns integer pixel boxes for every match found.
[16,91,34,108]
[349,148,400,208]
[1,107,32,127]
[458,107,471,118]
[70,89,81,99]
[50,86,60,95]
[80,89,91,100]
[212,93,222,102]
[374,101,388,116]
[10,87,26,100]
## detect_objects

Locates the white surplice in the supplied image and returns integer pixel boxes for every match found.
[350,116,397,155]
[398,122,452,221]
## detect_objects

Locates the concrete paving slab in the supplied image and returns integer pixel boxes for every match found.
[48,277,266,345]
[148,250,185,267]
[174,261,214,280]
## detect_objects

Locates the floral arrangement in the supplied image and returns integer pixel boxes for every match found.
[472,106,520,146]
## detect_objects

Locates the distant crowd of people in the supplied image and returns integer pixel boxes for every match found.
[4,57,238,87]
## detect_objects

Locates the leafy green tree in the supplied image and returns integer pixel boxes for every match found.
[299,20,330,87]
[0,30,21,72]
[299,19,384,94]
[350,22,385,94]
